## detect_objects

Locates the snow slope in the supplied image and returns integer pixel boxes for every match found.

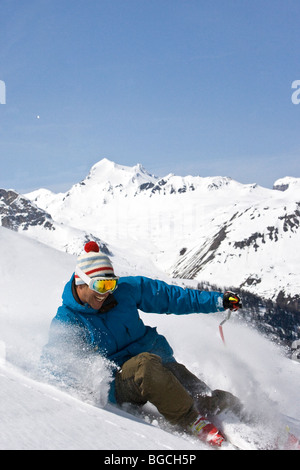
[0,363,202,450]
[0,225,300,450]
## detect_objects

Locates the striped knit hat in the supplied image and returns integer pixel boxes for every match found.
[75,241,116,285]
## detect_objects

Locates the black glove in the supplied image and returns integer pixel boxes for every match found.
[223,291,242,311]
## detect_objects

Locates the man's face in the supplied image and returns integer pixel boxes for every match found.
[77,284,110,309]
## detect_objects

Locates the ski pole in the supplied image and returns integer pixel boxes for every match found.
[219,310,232,345]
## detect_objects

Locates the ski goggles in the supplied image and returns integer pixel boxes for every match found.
[75,266,119,294]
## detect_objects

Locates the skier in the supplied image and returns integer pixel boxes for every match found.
[43,241,243,447]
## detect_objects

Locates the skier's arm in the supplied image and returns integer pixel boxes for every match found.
[131,276,225,314]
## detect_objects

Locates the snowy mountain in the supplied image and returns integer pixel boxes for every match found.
[0,188,110,256]
[0,225,300,450]
[25,158,300,306]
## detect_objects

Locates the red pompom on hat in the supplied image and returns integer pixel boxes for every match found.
[75,241,116,285]
[84,241,100,253]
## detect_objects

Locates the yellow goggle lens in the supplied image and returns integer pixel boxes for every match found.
[91,278,118,294]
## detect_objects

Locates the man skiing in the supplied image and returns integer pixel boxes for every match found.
[43,241,243,447]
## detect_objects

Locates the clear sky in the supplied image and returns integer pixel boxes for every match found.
[1,0,300,193]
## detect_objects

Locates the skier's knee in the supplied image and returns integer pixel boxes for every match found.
[135,353,163,383]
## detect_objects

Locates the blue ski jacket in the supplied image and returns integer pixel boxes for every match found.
[43,275,224,401]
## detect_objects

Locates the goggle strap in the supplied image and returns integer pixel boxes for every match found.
[75,265,94,286]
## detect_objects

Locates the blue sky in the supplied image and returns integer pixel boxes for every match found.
[1,0,300,193]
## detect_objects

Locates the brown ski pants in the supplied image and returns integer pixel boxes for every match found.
[115,352,243,429]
